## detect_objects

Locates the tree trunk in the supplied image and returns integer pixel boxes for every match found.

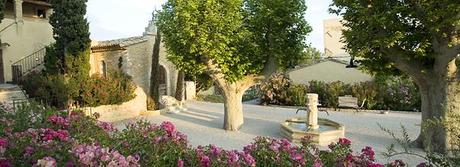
[175,70,185,101]
[149,30,161,110]
[263,55,277,77]
[416,78,460,153]
[222,87,244,131]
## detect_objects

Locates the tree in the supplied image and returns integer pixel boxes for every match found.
[44,0,91,105]
[330,1,460,153]
[149,28,161,110]
[45,0,91,75]
[245,0,311,75]
[299,46,322,66]
[175,70,185,102]
[157,0,311,130]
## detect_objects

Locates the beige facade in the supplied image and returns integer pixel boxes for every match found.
[0,0,54,83]
[323,18,348,58]
[288,59,373,84]
[90,15,179,105]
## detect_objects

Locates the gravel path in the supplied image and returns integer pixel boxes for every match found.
[114,101,425,165]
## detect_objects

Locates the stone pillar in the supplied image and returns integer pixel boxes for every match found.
[14,0,23,23]
[185,81,196,100]
[14,0,24,35]
[306,93,319,130]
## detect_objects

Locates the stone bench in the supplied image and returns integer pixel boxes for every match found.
[338,95,364,111]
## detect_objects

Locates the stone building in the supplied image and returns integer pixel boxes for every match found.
[323,18,348,59]
[0,0,54,83]
[90,14,179,103]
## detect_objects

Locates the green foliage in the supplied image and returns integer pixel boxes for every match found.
[157,0,251,82]
[47,0,91,75]
[286,84,308,106]
[185,73,213,93]
[244,0,312,70]
[330,0,460,76]
[22,73,70,109]
[112,120,188,166]
[81,71,136,107]
[298,46,321,66]
[258,75,421,111]
[22,71,136,108]
[349,81,380,109]
[196,94,225,103]
[157,0,311,82]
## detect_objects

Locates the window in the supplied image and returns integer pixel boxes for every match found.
[37,9,46,18]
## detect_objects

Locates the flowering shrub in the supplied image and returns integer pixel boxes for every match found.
[258,73,292,105]
[112,120,188,166]
[258,75,421,111]
[182,145,256,167]
[72,143,139,166]
[243,136,320,167]
[0,103,439,166]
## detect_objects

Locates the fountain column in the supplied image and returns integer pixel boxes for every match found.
[306,94,319,130]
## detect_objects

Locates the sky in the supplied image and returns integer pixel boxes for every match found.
[87,0,339,52]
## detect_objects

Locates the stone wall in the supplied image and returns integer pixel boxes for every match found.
[83,87,146,122]
[90,34,180,110]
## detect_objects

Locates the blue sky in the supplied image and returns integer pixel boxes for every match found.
[87,0,338,52]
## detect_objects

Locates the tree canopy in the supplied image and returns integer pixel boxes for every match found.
[245,0,312,72]
[45,0,91,75]
[331,0,460,153]
[330,0,460,77]
[157,0,311,130]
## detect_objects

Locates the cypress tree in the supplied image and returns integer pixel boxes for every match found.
[45,0,91,106]
[45,0,91,75]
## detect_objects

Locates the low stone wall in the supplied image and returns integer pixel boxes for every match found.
[83,87,147,122]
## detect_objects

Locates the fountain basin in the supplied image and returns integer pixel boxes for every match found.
[280,117,345,146]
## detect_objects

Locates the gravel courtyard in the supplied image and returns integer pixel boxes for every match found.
[114,101,425,165]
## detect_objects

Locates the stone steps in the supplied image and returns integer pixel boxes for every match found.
[0,84,28,105]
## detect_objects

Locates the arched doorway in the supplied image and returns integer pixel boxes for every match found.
[159,65,167,95]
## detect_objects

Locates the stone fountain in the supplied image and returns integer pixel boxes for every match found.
[280,93,345,146]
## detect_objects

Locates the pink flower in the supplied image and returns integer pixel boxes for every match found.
[161,121,176,135]
[312,160,322,167]
[291,152,304,163]
[177,159,184,167]
[47,115,70,127]
[0,138,7,148]
[361,146,375,161]
[0,159,12,167]
[97,121,117,133]
[227,151,239,165]
[200,155,210,167]
[368,163,384,167]
[210,145,221,156]
[241,153,255,166]
[338,138,351,146]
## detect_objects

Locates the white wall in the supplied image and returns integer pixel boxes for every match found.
[0,16,54,82]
